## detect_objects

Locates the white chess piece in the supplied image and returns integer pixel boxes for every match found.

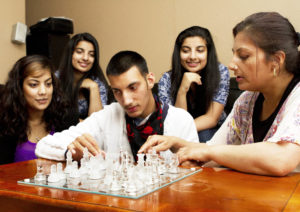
[64,151,73,174]
[34,159,46,182]
[48,164,60,183]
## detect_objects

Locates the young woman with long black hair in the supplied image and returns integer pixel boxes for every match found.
[158,26,230,142]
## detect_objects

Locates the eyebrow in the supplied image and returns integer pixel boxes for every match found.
[75,47,95,53]
[181,45,206,49]
[233,44,251,51]
[111,81,138,90]
[127,82,138,87]
[232,47,242,53]
[27,77,52,82]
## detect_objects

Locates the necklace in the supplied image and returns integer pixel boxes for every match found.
[35,137,41,142]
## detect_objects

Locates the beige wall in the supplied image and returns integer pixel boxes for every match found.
[0,0,26,83]
[26,0,300,81]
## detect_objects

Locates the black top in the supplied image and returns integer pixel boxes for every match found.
[252,76,300,142]
[0,135,18,165]
[187,84,207,118]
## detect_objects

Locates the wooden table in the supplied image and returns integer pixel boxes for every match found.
[0,159,300,212]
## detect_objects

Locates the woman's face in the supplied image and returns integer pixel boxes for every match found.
[180,36,208,73]
[72,41,95,73]
[230,32,273,91]
[23,68,53,112]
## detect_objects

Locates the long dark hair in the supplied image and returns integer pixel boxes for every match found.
[0,55,74,143]
[170,26,220,116]
[58,32,109,117]
[233,12,300,75]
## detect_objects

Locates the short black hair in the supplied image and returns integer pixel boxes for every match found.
[106,51,148,76]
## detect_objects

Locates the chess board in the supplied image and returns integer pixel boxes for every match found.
[18,167,202,199]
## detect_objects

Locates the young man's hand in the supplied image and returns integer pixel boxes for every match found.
[67,133,104,161]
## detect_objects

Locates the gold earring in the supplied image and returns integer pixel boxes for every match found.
[273,68,277,77]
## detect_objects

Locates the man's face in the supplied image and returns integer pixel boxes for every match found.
[108,66,155,118]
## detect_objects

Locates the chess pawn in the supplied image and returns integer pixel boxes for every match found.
[145,153,152,166]
[88,168,103,180]
[110,170,122,191]
[168,154,179,174]
[119,159,130,188]
[82,147,90,163]
[64,151,73,174]
[125,166,144,194]
[133,166,144,190]
[104,153,114,169]
[48,164,60,183]
[69,161,80,178]
[158,151,169,174]
[145,151,160,184]
[88,156,98,171]
[34,159,46,182]
[137,153,145,167]
[79,159,89,186]
[151,155,160,184]
[68,161,81,187]
[57,162,66,181]
[48,180,65,187]
[158,157,167,175]
[95,153,106,170]
[88,156,105,180]
[124,179,137,194]
[79,159,88,176]
[143,155,153,185]
[88,179,100,191]
[144,165,154,185]
[103,166,114,186]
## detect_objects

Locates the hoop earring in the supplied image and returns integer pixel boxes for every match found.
[273,68,277,77]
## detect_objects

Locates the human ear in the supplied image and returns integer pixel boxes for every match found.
[272,50,286,72]
[146,72,155,89]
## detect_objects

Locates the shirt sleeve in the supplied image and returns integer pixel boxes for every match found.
[35,108,107,161]
[206,109,233,145]
[213,63,230,105]
[158,72,173,105]
[164,105,199,143]
[266,84,300,145]
[207,91,252,146]
[94,78,108,106]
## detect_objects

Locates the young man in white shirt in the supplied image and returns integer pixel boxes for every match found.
[36,51,198,161]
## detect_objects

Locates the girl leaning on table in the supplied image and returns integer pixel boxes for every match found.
[57,32,111,121]
[158,26,230,142]
[0,55,76,164]
[139,12,300,176]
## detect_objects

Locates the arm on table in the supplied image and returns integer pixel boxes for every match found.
[178,141,300,176]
